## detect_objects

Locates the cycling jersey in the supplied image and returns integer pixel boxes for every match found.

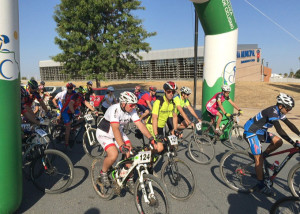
[55,90,76,110]
[137,92,156,107]
[146,95,175,128]
[97,103,140,138]
[173,94,190,114]
[206,92,230,116]
[244,105,286,135]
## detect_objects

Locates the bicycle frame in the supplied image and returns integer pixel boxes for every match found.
[264,147,300,180]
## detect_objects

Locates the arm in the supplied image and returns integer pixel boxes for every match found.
[282,118,300,136]
[111,122,129,152]
[134,120,152,139]
[146,100,152,111]
[172,112,178,132]
[52,97,58,108]
[33,104,39,114]
[217,100,227,114]
[152,113,159,136]
[68,100,76,114]
[23,106,40,125]
[187,105,201,122]
[273,120,295,145]
[84,100,95,111]
[228,99,241,111]
[176,105,191,125]
[38,99,48,112]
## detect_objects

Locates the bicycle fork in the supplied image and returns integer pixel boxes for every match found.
[137,165,155,205]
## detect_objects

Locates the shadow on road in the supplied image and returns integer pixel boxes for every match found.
[84,207,101,214]
[65,165,89,192]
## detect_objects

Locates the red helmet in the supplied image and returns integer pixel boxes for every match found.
[149,86,157,92]
[66,82,74,89]
[163,81,177,90]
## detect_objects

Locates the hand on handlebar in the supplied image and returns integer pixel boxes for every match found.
[294,140,300,148]
[155,134,165,143]
[238,109,243,115]
[119,144,131,155]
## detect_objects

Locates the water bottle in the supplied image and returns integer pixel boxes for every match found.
[120,167,128,178]
[220,124,225,130]
[270,160,280,171]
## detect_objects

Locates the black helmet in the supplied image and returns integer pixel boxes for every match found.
[40,81,45,85]
[28,79,38,90]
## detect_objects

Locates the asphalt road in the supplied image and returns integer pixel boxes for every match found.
[17,115,300,214]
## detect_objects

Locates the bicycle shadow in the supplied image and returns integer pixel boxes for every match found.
[65,165,89,192]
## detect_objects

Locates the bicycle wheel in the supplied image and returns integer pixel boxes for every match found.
[134,174,169,214]
[219,150,257,192]
[90,158,114,200]
[200,120,215,138]
[161,157,195,200]
[82,128,104,159]
[288,163,300,197]
[270,196,300,214]
[188,135,215,164]
[228,125,249,151]
[30,149,74,194]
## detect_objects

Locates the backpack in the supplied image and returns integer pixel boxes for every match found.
[138,91,150,100]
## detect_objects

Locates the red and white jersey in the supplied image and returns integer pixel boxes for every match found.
[97,103,140,138]
[206,92,230,109]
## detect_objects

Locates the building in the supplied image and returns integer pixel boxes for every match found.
[39,44,271,82]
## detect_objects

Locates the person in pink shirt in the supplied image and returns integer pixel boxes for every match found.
[137,86,157,121]
[206,85,242,135]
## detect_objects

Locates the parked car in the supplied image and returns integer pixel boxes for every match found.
[90,88,107,108]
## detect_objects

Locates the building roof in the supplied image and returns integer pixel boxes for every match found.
[39,44,259,67]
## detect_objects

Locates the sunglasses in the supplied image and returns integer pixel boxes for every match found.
[166,90,176,94]
[67,87,73,90]
[128,104,136,108]
[285,106,292,112]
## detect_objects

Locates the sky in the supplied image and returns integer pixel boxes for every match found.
[18,0,300,79]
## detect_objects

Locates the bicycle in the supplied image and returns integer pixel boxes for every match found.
[22,123,74,194]
[82,113,105,159]
[179,120,215,165]
[219,143,300,197]
[201,112,249,151]
[153,132,196,200]
[90,146,170,214]
[270,196,300,214]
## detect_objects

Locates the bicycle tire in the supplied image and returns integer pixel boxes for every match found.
[288,163,300,197]
[161,157,195,200]
[90,158,115,200]
[188,135,215,164]
[200,120,216,138]
[82,128,104,159]
[134,174,170,214]
[219,150,257,193]
[228,125,249,151]
[30,149,74,194]
[270,196,300,214]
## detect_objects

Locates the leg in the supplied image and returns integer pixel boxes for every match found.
[65,124,71,147]
[264,135,283,155]
[102,146,118,172]
[254,154,264,180]
[215,111,223,130]
[140,109,149,121]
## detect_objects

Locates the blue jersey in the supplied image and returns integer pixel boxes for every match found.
[244,105,286,135]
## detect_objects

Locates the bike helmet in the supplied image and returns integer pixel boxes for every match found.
[276,93,295,109]
[107,86,114,92]
[77,86,87,94]
[222,85,231,92]
[149,86,157,92]
[66,82,74,89]
[180,86,192,95]
[135,85,141,90]
[119,91,138,104]
[163,81,177,90]
[40,81,45,86]
[28,79,38,90]
[87,81,93,86]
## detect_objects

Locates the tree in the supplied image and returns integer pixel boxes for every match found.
[289,69,294,78]
[53,0,156,87]
[295,69,300,78]
[283,73,288,78]
[21,76,27,80]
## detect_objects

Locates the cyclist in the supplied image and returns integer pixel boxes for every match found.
[85,81,95,102]
[52,82,76,116]
[243,93,300,196]
[134,85,142,98]
[39,80,45,87]
[137,86,157,121]
[22,80,51,120]
[61,92,96,150]
[101,86,117,114]
[169,86,201,130]
[146,81,179,153]
[206,85,242,135]
[96,91,156,190]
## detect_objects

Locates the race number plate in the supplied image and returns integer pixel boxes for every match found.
[84,114,94,121]
[21,124,31,131]
[168,135,178,145]
[195,122,202,131]
[136,151,151,164]
[35,129,48,137]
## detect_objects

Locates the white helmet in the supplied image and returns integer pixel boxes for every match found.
[107,86,114,92]
[180,86,192,95]
[277,93,295,108]
[222,85,231,92]
[119,91,138,104]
